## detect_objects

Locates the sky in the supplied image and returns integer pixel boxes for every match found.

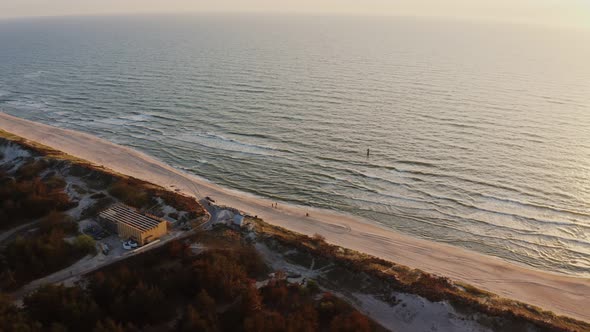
[1,0,589,29]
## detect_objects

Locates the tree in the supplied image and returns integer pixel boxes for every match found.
[39,212,77,235]
[240,284,262,313]
[93,319,126,332]
[23,284,101,331]
[286,304,319,332]
[329,311,371,332]
[178,305,216,332]
[74,234,97,255]
[244,310,286,332]
[306,279,320,294]
[0,293,40,332]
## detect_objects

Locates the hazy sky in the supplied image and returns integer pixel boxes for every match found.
[1,0,589,29]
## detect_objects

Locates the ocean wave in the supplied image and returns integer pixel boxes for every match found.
[473,192,590,222]
[369,207,590,259]
[171,131,284,157]
[315,165,590,240]
[23,71,45,79]
[121,114,152,122]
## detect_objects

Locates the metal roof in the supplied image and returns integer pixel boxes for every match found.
[99,204,163,232]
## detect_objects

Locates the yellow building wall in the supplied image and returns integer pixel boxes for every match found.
[139,222,167,245]
[117,221,167,245]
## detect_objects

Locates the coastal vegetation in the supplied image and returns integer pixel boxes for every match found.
[0,150,95,290]
[0,160,73,231]
[253,219,590,332]
[0,135,207,293]
[0,231,379,332]
[0,221,95,290]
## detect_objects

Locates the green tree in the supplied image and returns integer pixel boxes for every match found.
[74,234,97,255]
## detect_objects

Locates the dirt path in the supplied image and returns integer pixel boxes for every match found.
[10,229,190,302]
[0,220,40,246]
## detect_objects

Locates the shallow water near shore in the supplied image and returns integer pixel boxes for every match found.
[1,14,589,276]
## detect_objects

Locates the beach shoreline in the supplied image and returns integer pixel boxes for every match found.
[1,111,589,322]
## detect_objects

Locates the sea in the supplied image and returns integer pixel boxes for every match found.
[0,14,589,276]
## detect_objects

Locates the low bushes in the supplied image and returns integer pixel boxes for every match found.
[108,181,150,209]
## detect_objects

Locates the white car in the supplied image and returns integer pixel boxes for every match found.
[122,242,132,250]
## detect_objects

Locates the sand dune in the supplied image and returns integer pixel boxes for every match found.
[1,112,588,322]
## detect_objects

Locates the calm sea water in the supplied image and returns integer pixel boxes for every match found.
[1,15,589,276]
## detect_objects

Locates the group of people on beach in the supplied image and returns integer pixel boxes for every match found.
[272,202,310,217]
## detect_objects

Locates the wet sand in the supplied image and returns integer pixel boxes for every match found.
[1,112,588,322]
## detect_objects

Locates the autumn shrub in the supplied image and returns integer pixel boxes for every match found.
[329,311,371,332]
[108,181,150,208]
[16,159,49,180]
[0,171,73,229]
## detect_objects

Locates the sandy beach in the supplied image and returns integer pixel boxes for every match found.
[1,112,589,322]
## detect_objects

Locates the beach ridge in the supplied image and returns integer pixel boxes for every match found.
[1,111,588,322]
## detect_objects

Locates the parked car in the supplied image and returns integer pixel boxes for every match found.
[126,239,138,248]
[122,242,132,250]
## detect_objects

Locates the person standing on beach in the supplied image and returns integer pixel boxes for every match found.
[367,148,370,157]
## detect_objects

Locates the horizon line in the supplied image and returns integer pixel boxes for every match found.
[0,10,586,32]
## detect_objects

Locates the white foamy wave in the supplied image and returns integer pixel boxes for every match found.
[173,132,279,157]
[120,114,151,122]
[6,99,47,111]
[23,71,45,79]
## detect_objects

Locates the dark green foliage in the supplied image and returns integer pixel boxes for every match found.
[0,229,91,290]
[90,192,106,199]
[0,293,41,332]
[0,211,92,290]
[74,235,97,255]
[92,319,129,332]
[23,285,101,331]
[0,165,72,230]
[307,279,321,294]
[108,181,149,208]
[39,212,78,235]
[80,196,114,220]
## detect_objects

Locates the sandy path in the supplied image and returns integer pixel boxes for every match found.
[1,112,588,322]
